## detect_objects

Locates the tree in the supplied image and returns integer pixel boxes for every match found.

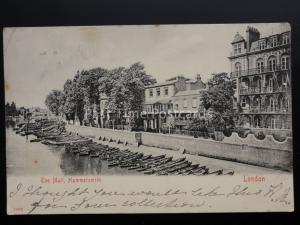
[98,62,156,129]
[45,90,64,116]
[81,67,108,125]
[62,79,75,121]
[200,72,236,131]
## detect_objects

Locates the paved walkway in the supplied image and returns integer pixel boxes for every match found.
[93,138,288,175]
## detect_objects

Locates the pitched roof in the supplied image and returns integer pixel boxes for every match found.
[232,32,245,44]
[145,81,176,88]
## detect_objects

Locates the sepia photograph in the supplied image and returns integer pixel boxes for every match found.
[4,23,294,214]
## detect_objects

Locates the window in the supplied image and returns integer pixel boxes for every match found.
[156,88,160,97]
[234,43,242,55]
[241,98,246,107]
[281,55,289,70]
[270,98,275,112]
[259,40,266,50]
[192,98,197,108]
[164,87,169,96]
[271,118,276,129]
[257,59,264,73]
[235,62,242,76]
[238,43,242,53]
[268,78,273,92]
[183,99,188,108]
[149,89,153,97]
[270,36,277,47]
[268,57,276,71]
[282,33,289,45]
[282,74,287,85]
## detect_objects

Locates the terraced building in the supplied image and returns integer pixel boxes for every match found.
[229,26,292,133]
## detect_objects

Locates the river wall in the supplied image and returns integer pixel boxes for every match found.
[66,125,293,171]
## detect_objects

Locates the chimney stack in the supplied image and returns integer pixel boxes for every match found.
[246,26,260,52]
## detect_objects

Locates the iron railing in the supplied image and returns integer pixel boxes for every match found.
[231,65,289,78]
[239,85,289,95]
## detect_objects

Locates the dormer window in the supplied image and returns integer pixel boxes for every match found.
[234,43,242,55]
[259,40,266,50]
[270,36,277,48]
[282,33,289,45]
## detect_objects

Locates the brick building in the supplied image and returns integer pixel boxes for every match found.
[143,74,207,132]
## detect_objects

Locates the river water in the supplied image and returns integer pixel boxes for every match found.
[6,128,139,176]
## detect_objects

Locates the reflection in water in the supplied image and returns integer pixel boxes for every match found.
[60,152,102,175]
[6,127,139,176]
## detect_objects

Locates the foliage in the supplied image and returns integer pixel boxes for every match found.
[45,90,64,116]
[201,72,237,131]
[98,62,156,128]
[45,62,156,128]
[188,117,207,132]
[5,101,19,117]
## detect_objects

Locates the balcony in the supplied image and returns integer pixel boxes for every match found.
[241,106,291,115]
[239,85,289,95]
[231,65,289,78]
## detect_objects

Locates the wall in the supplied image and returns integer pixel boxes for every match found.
[141,132,292,171]
[171,94,200,112]
[144,84,175,103]
[65,125,292,171]
[66,125,140,146]
[222,132,292,151]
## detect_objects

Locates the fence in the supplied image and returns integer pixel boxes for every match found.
[160,128,214,139]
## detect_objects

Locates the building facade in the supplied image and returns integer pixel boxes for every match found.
[229,26,291,131]
[143,75,207,132]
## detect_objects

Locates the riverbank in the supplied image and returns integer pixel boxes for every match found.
[92,137,287,175]
[66,125,292,173]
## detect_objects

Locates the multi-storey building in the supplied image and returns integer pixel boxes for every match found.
[229,26,291,130]
[143,75,207,131]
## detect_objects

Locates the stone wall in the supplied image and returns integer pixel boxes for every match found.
[141,132,292,171]
[65,125,293,171]
[223,132,293,151]
[66,125,140,146]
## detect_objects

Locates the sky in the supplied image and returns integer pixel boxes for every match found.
[4,23,290,108]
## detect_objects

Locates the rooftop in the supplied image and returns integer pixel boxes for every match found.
[231,32,245,44]
[145,80,177,88]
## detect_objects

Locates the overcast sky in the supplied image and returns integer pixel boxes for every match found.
[4,23,290,108]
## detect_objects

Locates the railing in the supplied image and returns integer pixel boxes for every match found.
[239,85,289,95]
[160,128,214,139]
[231,65,289,78]
[241,106,291,114]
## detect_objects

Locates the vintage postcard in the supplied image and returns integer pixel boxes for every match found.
[4,23,293,214]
